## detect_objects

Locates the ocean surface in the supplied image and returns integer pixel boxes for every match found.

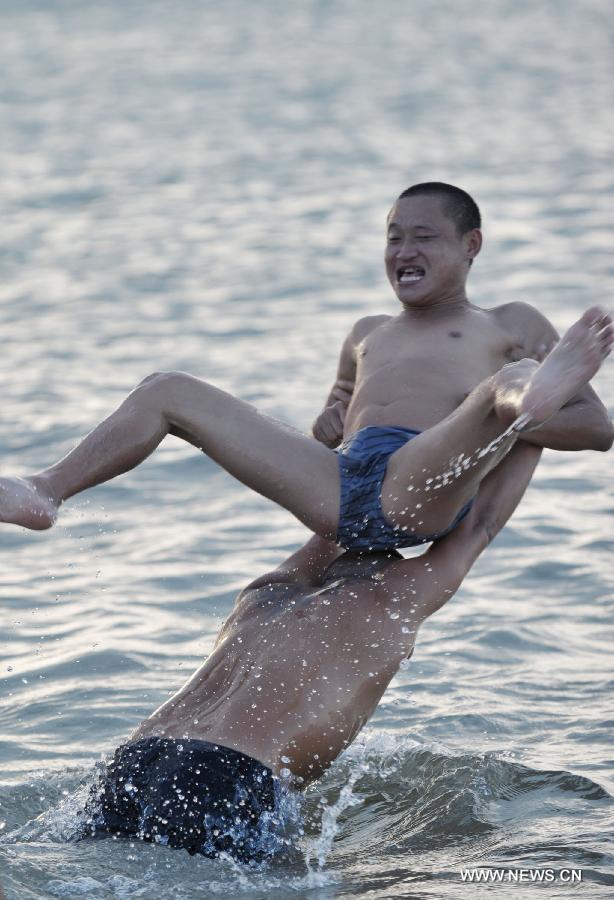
[1,0,613,897]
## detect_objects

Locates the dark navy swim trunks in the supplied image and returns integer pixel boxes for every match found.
[336,425,473,551]
[81,737,281,864]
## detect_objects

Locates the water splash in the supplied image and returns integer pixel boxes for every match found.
[304,768,363,878]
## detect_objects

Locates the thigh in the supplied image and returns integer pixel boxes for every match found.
[154,373,341,537]
[380,381,512,531]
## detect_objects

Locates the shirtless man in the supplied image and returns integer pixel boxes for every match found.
[82,441,541,864]
[1,182,612,550]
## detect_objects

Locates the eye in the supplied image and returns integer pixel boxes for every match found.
[387,234,400,243]
[416,235,435,241]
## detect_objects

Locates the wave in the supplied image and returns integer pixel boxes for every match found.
[2,730,609,881]
[302,731,611,870]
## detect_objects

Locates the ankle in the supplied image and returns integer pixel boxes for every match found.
[29,473,62,508]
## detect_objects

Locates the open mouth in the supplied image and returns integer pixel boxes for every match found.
[397,266,425,284]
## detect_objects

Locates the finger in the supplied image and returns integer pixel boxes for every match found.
[325,418,341,441]
[317,424,332,443]
[331,388,352,404]
[312,419,331,442]
[325,410,341,434]
[331,401,347,425]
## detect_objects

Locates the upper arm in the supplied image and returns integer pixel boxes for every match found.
[380,442,542,623]
[497,302,610,414]
[495,301,559,360]
[380,515,489,624]
[331,331,359,390]
[327,315,391,399]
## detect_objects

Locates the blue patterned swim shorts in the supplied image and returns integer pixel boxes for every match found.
[336,425,473,551]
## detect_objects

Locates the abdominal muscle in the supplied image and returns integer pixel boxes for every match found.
[344,365,471,435]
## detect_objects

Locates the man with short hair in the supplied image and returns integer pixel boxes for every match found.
[1,183,611,548]
[82,441,541,864]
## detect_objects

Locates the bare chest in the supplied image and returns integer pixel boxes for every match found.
[356,315,521,396]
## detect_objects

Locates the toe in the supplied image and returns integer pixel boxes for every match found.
[581,306,605,328]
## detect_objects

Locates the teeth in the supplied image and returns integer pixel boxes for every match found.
[399,269,424,283]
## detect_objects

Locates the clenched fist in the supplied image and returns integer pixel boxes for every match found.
[312,400,347,448]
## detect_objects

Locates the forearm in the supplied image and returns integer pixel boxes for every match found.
[519,400,613,451]
[435,444,541,561]
[311,379,354,447]
[408,443,542,623]
[464,443,542,548]
[312,326,358,446]
[476,444,542,540]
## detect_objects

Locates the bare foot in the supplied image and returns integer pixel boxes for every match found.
[0,475,58,530]
[516,307,613,428]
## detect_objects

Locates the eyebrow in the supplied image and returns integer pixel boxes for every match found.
[387,223,438,231]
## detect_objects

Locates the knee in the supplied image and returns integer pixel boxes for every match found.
[503,357,539,375]
[494,357,539,387]
[133,370,191,405]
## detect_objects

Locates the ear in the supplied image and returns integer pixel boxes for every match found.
[464,228,482,263]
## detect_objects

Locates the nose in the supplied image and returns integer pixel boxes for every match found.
[396,237,419,260]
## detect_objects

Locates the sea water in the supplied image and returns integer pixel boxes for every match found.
[1,0,613,897]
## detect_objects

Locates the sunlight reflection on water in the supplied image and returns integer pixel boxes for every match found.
[1,0,613,897]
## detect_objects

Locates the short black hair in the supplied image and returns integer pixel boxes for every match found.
[397,182,481,235]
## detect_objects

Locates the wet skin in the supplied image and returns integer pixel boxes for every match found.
[131,443,541,786]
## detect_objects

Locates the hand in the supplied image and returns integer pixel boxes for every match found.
[312,400,347,448]
[329,379,354,405]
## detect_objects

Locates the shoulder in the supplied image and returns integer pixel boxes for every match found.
[491,301,558,340]
[233,575,298,615]
[350,314,393,344]
[490,302,559,358]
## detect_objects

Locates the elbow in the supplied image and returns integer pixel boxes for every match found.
[592,420,614,452]
[470,511,498,551]
[481,518,501,546]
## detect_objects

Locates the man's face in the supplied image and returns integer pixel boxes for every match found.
[385,195,481,308]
